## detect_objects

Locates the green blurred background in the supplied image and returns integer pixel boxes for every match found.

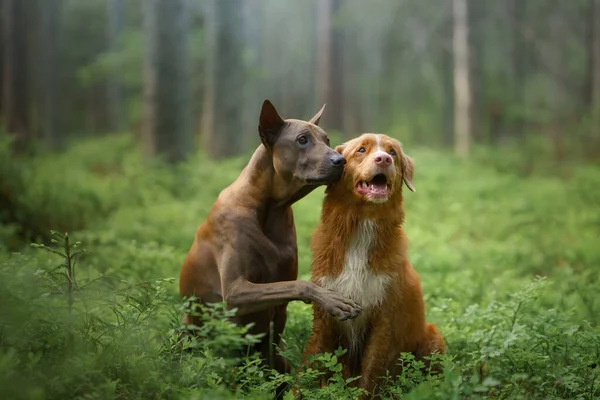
[1,1,599,399]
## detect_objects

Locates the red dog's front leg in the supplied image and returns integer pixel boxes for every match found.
[294,311,337,398]
[359,318,394,398]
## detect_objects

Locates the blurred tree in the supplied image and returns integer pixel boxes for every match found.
[106,0,125,133]
[442,1,454,148]
[199,0,214,149]
[59,0,109,136]
[0,0,4,123]
[453,0,472,157]
[202,0,244,159]
[142,0,193,163]
[241,0,264,148]
[141,0,156,156]
[329,0,344,133]
[510,0,527,140]
[259,0,316,124]
[315,0,332,127]
[0,0,597,164]
[40,0,62,150]
[341,24,362,137]
[315,0,344,132]
[2,0,31,146]
[588,0,600,152]
[468,0,483,142]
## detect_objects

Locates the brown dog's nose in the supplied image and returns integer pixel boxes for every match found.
[331,155,346,166]
[374,151,392,166]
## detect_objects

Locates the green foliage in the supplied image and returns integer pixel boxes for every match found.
[1,135,599,399]
[293,348,366,399]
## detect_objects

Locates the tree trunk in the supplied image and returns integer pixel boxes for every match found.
[328,0,344,131]
[142,0,193,163]
[242,0,263,148]
[200,0,214,149]
[40,0,61,150]
[590,0,600,148]
[453,0,472,157]
[204,0,244,159]
[342,27,360,138]
[467,0,483,143]
[0,0,4,121]
[2,0,30,146]
[141,0,157,156]
[442,0,454,148]
[510,0,527,140]
[315,0,332,126]
[107,0,125,133]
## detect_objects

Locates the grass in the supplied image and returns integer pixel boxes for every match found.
[0,133,599,399]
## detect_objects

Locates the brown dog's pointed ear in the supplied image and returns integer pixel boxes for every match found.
[258,99,285,148]
[402,154,416,192]
[309,104,326,126]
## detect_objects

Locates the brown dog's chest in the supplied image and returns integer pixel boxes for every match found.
[260,236,298,282]
[248,212,298,283]
[261,207,298,276]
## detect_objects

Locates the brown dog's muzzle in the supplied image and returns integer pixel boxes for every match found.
[307,153,346,185]
[330,153,346,167]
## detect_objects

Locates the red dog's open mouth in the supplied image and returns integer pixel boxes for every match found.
[355,173,390,201]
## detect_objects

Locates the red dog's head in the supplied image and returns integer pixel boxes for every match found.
[329,133,415,204]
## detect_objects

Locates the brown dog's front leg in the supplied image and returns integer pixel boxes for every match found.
[224,278,361,321]
[218,246,361,320]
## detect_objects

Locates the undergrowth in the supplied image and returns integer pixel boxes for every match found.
[1,133,599,399]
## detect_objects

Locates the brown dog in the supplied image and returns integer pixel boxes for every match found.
[179,100,361,375]
[302,133,445,397]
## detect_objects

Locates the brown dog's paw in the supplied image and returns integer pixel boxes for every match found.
[316,287,362,320]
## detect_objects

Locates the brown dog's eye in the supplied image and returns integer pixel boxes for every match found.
[297,136,308,146]
[357,147,366,153]
[390,149,397,156]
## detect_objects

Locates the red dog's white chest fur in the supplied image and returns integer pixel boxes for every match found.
[318,220,392,348]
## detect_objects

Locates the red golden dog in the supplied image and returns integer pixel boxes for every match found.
[302,133,445,397]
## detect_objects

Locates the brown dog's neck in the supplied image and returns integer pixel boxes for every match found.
[236,145,317,211]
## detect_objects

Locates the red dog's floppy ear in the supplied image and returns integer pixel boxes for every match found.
[258,99,285,148]
[335,143,346,154]
[309,104,326,126]
[402,153,416,192]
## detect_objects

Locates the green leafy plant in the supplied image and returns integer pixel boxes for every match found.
[292,348,365,400]
[1,135,599,399]
[31,230,89,313]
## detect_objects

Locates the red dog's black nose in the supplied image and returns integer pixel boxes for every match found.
[331,155,346,166]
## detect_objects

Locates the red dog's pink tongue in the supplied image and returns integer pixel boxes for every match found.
[369,182,387,194]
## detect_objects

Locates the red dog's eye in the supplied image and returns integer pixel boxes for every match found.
[390,149,397,156]
[357,147,366,153]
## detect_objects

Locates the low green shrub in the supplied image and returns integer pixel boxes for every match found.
[0,134,599,399]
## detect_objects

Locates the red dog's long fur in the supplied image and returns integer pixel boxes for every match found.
[302,133,445,397]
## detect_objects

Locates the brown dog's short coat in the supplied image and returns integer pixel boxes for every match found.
[179,100,361,376]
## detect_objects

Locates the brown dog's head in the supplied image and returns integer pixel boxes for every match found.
[332,133,415,204]
[258,100,345,188]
